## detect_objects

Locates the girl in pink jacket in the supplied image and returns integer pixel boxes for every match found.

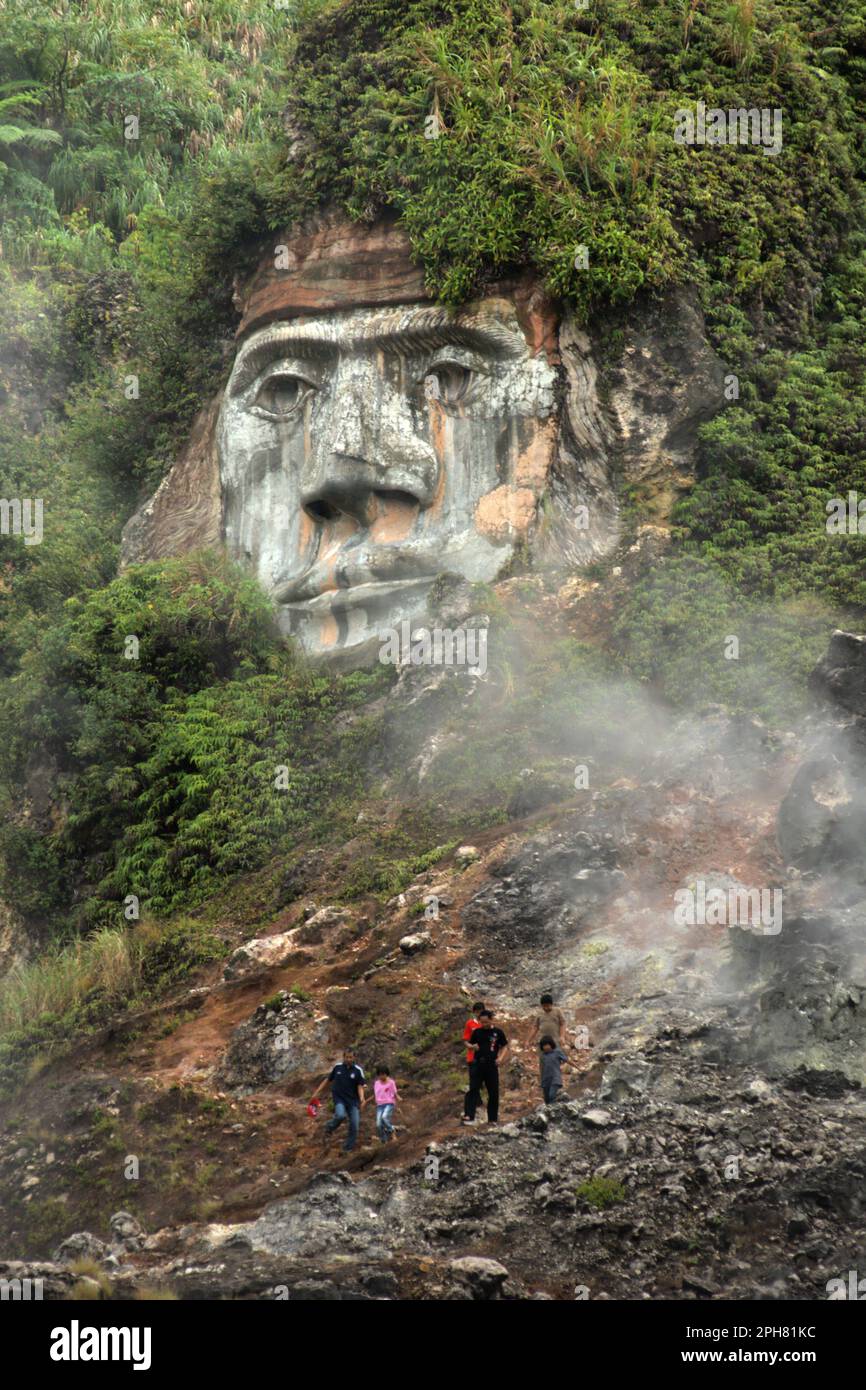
[373,1065,400,1143]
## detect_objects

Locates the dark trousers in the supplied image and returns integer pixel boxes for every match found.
[463,1063,475,1116]
[542,1081,561,1104]
[465,1060,500,1122]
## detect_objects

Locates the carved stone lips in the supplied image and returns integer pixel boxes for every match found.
[277,575,433,613]
[272,541,443,605]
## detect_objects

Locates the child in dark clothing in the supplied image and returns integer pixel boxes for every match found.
[539,1036,569,1104]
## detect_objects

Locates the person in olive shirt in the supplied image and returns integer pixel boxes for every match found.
[530,993,567,1047]
[529,993,567,1084]
[463,1010,509,1125]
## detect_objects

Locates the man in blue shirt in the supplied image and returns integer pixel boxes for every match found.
[310,1048,366,1151]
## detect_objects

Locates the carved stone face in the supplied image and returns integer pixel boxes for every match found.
[219,296,557,654]
[120,215,725,660]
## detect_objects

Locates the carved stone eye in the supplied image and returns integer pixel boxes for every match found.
[424,362,472,405]
[254,372,315,418]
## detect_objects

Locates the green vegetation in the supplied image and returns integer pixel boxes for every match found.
[68,1258,113,1298]
[0,0,865,982]
[613,559,833,719]
[197,0,863,311]
[614,246,866,685]
[341,839,456,900]
[19,1197,69,1251]
[575,1174,627,1209]
[395,989,452,1079]
[0,550,390,928]
[0,915,226,1089]
[0,0,326,647]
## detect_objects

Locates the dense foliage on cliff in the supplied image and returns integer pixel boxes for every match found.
[0,551,389,929]
[1,0,866,937]
[245,0,865,311]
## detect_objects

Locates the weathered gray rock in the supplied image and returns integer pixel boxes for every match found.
[110,1211,144,1248]
[296,907,352,944]
[0,1260,77,1300]
[399,931,433,956]
[223,930,300,981]
[448,1256,509,1298]
[600,1057,656,1103]
[241,1173,388,1259]
[53,1232,110,1264]
[214,991,329,1092]
[461,821,621,974]
[606,1129,630,1156]
[580,1108,613,1128]
[777,756,866,876]
[809,630,866,719]
[456,845,480,867]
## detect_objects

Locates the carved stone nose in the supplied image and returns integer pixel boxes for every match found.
[302,473,419,531]
[300,363,439,530]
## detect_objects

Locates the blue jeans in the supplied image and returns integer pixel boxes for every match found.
[376,1103,394,1142]
[325,1100,360,1151]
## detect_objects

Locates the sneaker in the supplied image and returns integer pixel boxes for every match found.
[461,1116,476,1126]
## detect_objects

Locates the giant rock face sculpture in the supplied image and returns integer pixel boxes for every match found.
[121,215,726,660]
[221,302,557,653]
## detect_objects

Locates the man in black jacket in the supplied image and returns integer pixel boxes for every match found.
[463,1011,509,1126]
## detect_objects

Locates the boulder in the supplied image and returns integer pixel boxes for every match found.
[809,630,866,718]
[456,845,480,867]
[214,991,329,1092]
[296,907,352,945]
[399,931,433,956]
[110,1211,144,1248]
[580,1108,613,1128]
[242,1173,387,1259]
[53,1232,110,1264]
[600,1057,655,1103]
[0,1259,77,1300]
[223,930,300,981]
[777,756,866,877]
[448,1256,509,1298]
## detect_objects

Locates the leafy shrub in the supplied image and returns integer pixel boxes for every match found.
[0,552,286,925]
[575,1175,627,1209]
[613,556,833,720]
[196,0,863,315]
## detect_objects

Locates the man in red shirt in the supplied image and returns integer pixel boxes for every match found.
[461,1001,485,1122]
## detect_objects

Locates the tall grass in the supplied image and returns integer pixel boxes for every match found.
[0,926,149,1037]
[0,912,230,1041]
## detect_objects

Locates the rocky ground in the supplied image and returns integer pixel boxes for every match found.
[2,620,866,1301]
